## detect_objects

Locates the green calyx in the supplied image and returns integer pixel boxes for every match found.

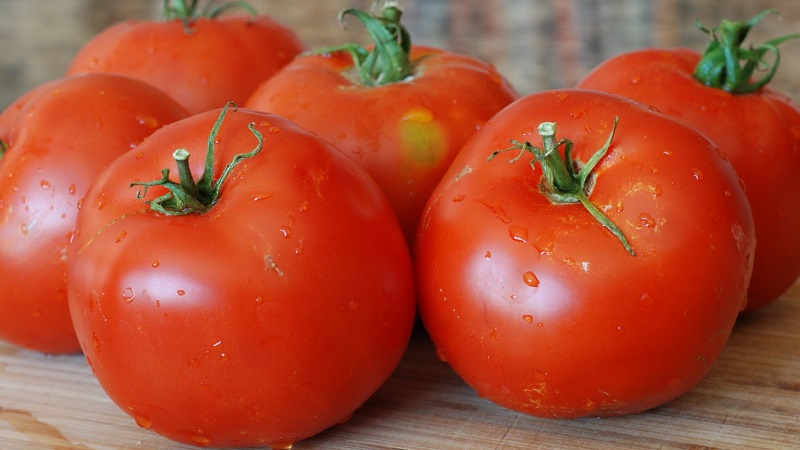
[309,1,413,86]
[131,102,263,216]
[489,118,635,256]
[164,0,257,33]
[693,9,800,94]
[0,140,6,159]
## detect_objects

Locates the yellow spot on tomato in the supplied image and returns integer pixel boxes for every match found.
[399,107,445,166]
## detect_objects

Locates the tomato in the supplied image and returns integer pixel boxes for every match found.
[67,0,305,115]
[245,5,518,243]
[0,73,188,354]
[66,105,416,448]
[577,11,800,312]
[414,89,755,418]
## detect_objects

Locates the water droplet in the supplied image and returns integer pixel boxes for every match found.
[151,260,160,268]
[508,225,529,243]
[270,440,294,450]
[737,178,747,192]
[522,271,540,287]
[91,333,100,353]
[115,230,127,243]
[189,435,212,446]
[629,74,643,84]
[298,201,309,212]
[452,194,465,202]
[522,314,534,323]
[135,151,144,160]
[177,289,186,296]
[68,184,76,195]
[652,185,663,197]
[136,114,160,129]
[615,200,624,213]
[662,150,673,157]
[436,347,448,362]
[40,179,52,190]
[556,92,570,102]
[259,120,271,128]
[255,295,263,305]
[637,213,656,228]
[484,251,491,259]
[268,126,281,133]
[122,287,135,303]
[252,193,273,202]
[134,414,153,429]
[639,292,655,306]
[691,168,704,181]
[724,190,732,197]
[279,226,292,238]
[20,223,28,235]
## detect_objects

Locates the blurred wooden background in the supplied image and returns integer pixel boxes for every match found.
[2,0,799,110]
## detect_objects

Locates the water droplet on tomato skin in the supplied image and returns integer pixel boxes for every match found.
[522,314,534,323]
[115,230,127,243]
[177,289,186,297]
[508,225,529,243]
[452,194,465,202]
[20,223,28,235]
[122,287,135,303]
[522,271,540,287]
[133,413,153,430]
[151,260,160,268]
[136,114,160,129]
[279,226,292,238]
[691,168,704,181]
[435,347,448,362]
[636,213,656,229]
[484,251,492,259]
[269,440,294,450]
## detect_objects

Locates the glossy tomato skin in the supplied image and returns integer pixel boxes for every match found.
[244,46,519,243]
[67,108,416,447]
[0,73,188,354]
[415,90,754,418]
[577,48,800,312]
[67,15,305,115]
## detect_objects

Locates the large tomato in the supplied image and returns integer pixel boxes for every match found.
[67,0,305,115]
[0,73,188,354]
[415,89,754,418]
[577,11,800,312]
[66,105,416,448]
[245,4,518,243]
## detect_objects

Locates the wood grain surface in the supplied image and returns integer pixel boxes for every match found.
[1,1,800,449]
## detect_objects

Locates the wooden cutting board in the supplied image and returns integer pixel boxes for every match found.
[1,283,798,449]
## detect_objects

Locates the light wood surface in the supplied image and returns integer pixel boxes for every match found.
[2,1,800,449]
[0,285,799,449]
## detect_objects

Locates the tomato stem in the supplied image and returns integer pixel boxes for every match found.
[308,1,413,86]
[692,9,800,94]
[489,118,635,256]
[164,0,257,33]
[130,102,263,215]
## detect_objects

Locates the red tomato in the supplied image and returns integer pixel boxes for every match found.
[245,5,518,243]
[67,1,305,115]
[67,105,416,448]
[415,89,754,418]
[0,73,188,354]
[577,12,800,312]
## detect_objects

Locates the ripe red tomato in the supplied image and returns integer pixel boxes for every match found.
[67,105,416,448]
[245,5,518,243]
[67,1,305,115]
[0,73,188,354]
[577,11,800,312]
[415,89,755,418]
